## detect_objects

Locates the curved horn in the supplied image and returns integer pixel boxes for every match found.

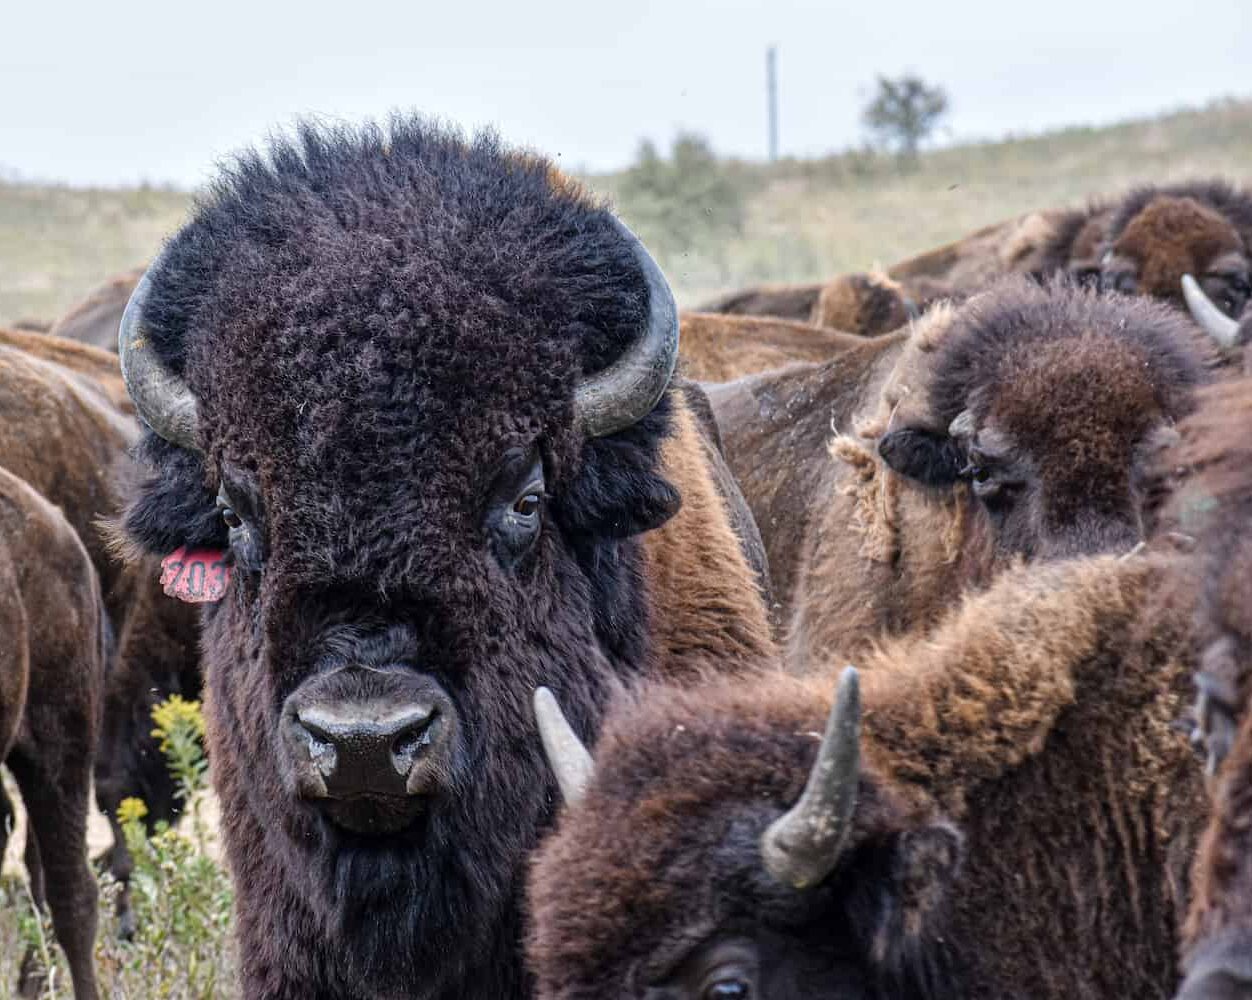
[118,253,201,452]
[948,409,976,440]
[1182,274,1241,349]
[761,666,861,890]
[534,687,595,807]
[573,217,679,438]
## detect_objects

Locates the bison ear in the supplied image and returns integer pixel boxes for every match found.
[889,821,963,922]
[121,432,227,557]
[877,428,966,487]
[863,821,963,973]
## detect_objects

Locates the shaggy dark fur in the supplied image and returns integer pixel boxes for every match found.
[1027,202,1112,286]
[529,554,1207,1000]
[0,331,201,933]
[0,467,107,1000]
[120,117,771,999]
[1158,378,1252,997]
[709,280,1205,667]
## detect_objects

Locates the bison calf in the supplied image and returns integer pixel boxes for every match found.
[710,278,1205,665]
[530,553,1206,999]
[0,467,104,1000]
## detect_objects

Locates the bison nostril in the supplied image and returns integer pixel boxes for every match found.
[391,712,438,775]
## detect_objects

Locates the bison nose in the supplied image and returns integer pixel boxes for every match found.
[289,701,444,800]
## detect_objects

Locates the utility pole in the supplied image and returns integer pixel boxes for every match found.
[766,45,779,162]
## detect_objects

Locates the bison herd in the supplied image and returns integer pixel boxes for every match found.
[1,117,1250,1000]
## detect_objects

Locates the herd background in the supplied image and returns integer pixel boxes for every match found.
[1,95,1251,997]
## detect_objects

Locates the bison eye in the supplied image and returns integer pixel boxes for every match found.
[221,507,243,530]
[703,980,751,999]
[487,450,545,568]
[513,492,542,518]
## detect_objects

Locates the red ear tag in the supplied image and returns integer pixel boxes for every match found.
[160,547,231,603]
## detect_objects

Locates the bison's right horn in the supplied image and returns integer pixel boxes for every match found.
[1182,274,1241,349]
[573,217,679,439]
[761,666,861,890]
[118,252,202,452]
[534,687,595,807]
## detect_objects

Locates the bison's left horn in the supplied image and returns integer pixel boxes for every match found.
[948,409,976,440]
[573,217,679,438]
[118,252,202,453]
[534,687,595,807]
[1182,274,1241,349]
[762,666,861,891]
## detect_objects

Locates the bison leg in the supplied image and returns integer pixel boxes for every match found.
[8,748,99,1000]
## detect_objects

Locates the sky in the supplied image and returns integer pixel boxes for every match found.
[2,0,1247,188]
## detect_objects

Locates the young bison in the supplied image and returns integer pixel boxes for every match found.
[116,118,772,999]
[0,466,105,1000]
[1160,378,1252,999]
[708,278,1203,665]
[529,553,1206,1000]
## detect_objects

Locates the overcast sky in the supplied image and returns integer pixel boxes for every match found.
[3,0,1247,188]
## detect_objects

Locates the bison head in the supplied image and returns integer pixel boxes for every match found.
[876,279,1203,562]
[1098,181,1252,319]
[528,669,962,1000]
[117,120,683,994]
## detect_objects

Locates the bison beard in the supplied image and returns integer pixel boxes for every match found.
[117,118,725,999]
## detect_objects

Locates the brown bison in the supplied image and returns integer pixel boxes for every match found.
[47,267,144,352]
[1096,181,1252,320]
[115,118,773,999]
[707,279,1205,663]
[677,312,865,382]
[1158,378,1252,999]
[0,466,106,1000]
[529,551,1206,999]
[0,328,201,936]
[696,271,915,336]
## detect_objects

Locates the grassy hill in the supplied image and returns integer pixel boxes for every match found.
[3,98,1251,326]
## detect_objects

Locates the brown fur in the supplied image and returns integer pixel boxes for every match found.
[528,555,1206,999]
[885,210,1074,303]
[677,312,865,382]
[695,282,822,321]
[1159,378,1252,995]
[808,272,914,336]
[1109,197,1245,304]
[0,467,105,1000]
[47,268,145,353]
[695,271,914,338]
[709,280,1202,667]
[0,332,200,934]
[642,392,777,670]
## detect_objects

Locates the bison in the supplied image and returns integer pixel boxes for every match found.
[695,271,914,336]
[1156,378,1252,998]
[677,312,865,382]
[0,327,201,936]
[0,466,106,1000]
[1096,180,1252,320]
[47,267,144,352]
[115,118,773,999]
[529,550,1207,999]
[1181,276,1252,372]
[707,278,1205,664]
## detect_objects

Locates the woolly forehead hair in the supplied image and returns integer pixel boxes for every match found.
[1107,179,1252,247]
[139,115,649,384]
[527,670,918,995]
[926,277,1204,432]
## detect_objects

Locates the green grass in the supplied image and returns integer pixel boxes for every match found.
[4,98,1252,327]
